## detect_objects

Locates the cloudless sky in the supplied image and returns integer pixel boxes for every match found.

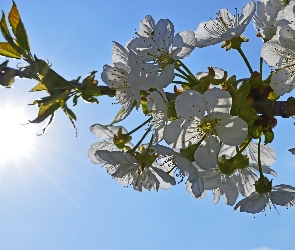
[0,0,295,249]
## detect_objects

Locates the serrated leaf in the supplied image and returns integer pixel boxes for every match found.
[34,56,72,90]
[8,1,30,52]
[30,91,70,123]
[0,42,21,58]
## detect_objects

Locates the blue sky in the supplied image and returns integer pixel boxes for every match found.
[0,0,295,249]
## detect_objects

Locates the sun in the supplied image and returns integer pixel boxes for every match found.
[0,105,37,165]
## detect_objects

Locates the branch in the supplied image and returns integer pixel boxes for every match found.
[2,66,295,118]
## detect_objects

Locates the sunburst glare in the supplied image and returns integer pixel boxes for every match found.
[0,105,37,165]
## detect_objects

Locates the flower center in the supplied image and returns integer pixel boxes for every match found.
[199,116,220,134]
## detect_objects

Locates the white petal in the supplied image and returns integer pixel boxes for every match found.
[202,88,232,118]
[212,188,221,204]
[195,20,224,48]
[261,40,290,68]
[101,64,130,89]
[171,31,196,59]
[279,24,295,51]
[112,91,135,123]
[139,15,156,38]
[164,118,198,148]
[218,144,237,158]
[194,136,220,170]
[108,152,137,165]
[248,142,276,166]
[270,190,295,207]
[237,1,256,26]
[278,0,295,26]
[273,184,295,193]
[90,124,114,138]
[234,192,267,213]
[154,19,174,52]
[270,68,295,96]
[219,177,239,206]
[215,115,248,146]
[175,90,205,120]
[151,167,176,186]
[154,64,175,89]
[201,169,221,190]
[112,41,129,70]
[95,150,116,164]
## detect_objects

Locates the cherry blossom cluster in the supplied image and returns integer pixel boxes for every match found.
[88,0,295,214]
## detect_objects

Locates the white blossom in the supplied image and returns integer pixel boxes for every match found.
[195,1,256,47]
[146,91,168,143]
[235,184,295,213]
[261,23,295,95]
[253,0,287,40]
[127,15,196,97]
[88,124,132,164]
[163,88,248,169]
[95,144,203,194]
[101,42,137,120]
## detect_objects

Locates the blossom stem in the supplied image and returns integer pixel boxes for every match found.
[258,137,263,178]
[172,80,190,86]
[175,68,196,85]
[177,60,196,80]
[176,67,191,79]
[131,126,152,153]
[259,56,263,76]
[236,47,253,74]
[233,138,251,159]
[127,117,152,136]
[175,72,191,82]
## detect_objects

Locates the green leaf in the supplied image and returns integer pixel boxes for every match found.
[0,60,8,70]
[30,91,71,123]
[34,56,72,90]
[0,42,21,58]
[238,105,257,125]
[37,113,55,136]
[30,82,47,91]
[8,1,30,53]
[73,94,79,106]
[0,11,15,45]
[62,105,77,136]
[31,96,53,105]
[0,69,15,87]
[180,144,198,162]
